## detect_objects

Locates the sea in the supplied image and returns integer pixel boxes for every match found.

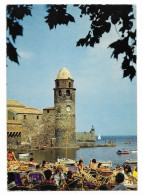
[17,136,137,169]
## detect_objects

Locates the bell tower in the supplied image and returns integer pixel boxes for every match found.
[54,67,77,147]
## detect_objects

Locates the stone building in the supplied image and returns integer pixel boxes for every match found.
[7,67,96,149]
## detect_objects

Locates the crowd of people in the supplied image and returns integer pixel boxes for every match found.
[7,148,137,191]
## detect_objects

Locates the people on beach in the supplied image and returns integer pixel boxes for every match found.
[7,148,17,162]
[42,160,48,168]
[89,159,98,170]
[42,169,56,185]
[7,154,137,191]
[112,172,127,190]
[122,165,132,179]
[132,165,137,178]
[78,160,84,171]
[52,166,65,186]
[7,148,19,167]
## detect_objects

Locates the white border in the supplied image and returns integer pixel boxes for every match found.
[1,0,141,194]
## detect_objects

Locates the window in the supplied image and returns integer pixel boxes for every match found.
[69,82,71,88]
[56,81,59,87]
[59,90,62,96]
[47,110,49,113]
[24,115,26,119]
[37,115,39,119]
[66,90,70,96]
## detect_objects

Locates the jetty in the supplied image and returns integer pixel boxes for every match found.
[79,143,116,148]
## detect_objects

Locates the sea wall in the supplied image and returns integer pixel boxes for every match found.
[76,129,96,142]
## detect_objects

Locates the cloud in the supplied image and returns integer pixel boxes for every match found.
[19,51,35,59]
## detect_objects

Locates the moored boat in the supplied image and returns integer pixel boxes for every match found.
[18,153,30,158]
[124,142,132,144]
[130,150,137,153]
[116,150,129,154]
[125,159,137,164]
[57,158,76,165]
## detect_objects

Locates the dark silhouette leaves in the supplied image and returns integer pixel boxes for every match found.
[7,41,19,64]
[45,5,75,30]
[7,5,32,65]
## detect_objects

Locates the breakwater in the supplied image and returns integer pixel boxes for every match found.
[79,143,116,148]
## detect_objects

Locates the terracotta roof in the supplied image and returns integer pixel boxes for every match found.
[56,67,72,79]
[9,107,43,114]
[43,107,55,110]
[7,120,22,125]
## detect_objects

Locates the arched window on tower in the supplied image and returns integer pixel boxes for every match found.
[59,90,62,96]
[66,90,70,96]
[69,82,71,88]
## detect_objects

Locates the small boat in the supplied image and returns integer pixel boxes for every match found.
[125,159,137,164]
[124,142,132,144]
[97,161,112,168]
[57,158,76,165]
[98,134,101,140]
[18,153,30,158]
[20,160,39,165]
[116,150,129,154]
[130,150,137,153]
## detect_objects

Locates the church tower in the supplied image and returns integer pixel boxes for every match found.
[54,67,77,147]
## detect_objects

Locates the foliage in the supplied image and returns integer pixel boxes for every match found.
[45,4,136,80]
[6,5,32,64]
[45,5,75,29]
[6,4,136,81]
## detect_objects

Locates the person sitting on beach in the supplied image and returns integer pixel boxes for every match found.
[52,166,65,186]
[78,160,84,172]
[42,160,48,168]
[112,172,127,190]
[89,159,98,170]
[7,148,18,166]
[122,165,132,179]
[132,165,137,179]
[98,184,111,190]
[115,165,123,171]
[66,171,74,184]
[42,169,56,185]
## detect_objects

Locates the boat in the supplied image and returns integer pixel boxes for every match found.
[20,160,39,165]
[116,150,129,154]
[18,153,30,158]
[124,142,132,144]
[130,150,137,153]
[97,161,112,168]
[125,159,137,164]
[98,134,101,140]
[57,158,76,165]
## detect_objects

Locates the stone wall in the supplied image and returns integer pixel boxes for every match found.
[76,129,96,142]
[16,113,43,143]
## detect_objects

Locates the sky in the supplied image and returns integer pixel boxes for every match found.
[6,4,137,136]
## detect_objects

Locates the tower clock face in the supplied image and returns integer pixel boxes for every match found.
[66,106,71,112]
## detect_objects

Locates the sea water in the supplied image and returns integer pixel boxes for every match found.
[17,136,137,169]
[76,135,137,168]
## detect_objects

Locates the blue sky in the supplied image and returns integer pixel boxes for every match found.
[7,5,137,136]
